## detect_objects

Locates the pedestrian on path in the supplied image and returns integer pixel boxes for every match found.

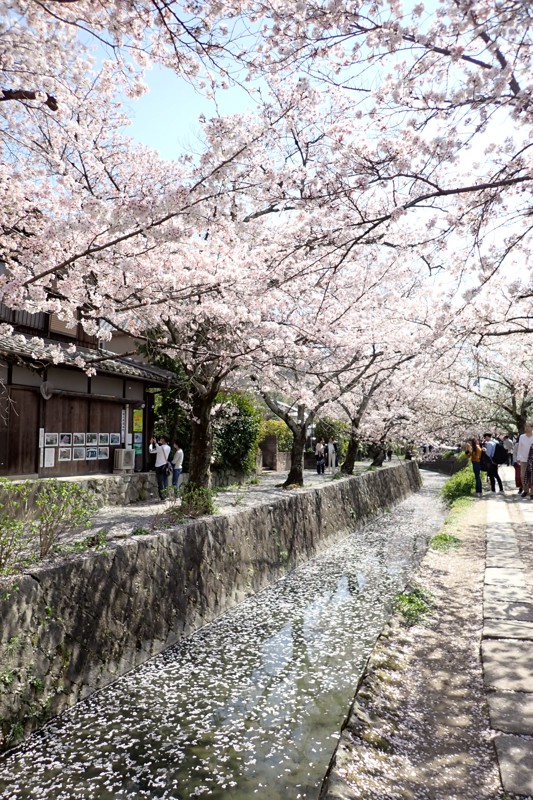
[482,433,504,493]
[465,438,483,496]
[502,434,514,466]
[516,423,533,498]
[326,437,337,474]
[315,439,325,475]
[513,439,523,493]
[523,443,533,500]
[149,435,171,500]
[171,440,184,497]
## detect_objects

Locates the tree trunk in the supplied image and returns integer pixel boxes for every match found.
[342,415,364,475]
[369,443,386,467]
[188,387,218,488]
[283,425,307,487]
[342,434,359,475]
[516,412,528,435]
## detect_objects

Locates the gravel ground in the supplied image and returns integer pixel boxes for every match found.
[86,464,374,543]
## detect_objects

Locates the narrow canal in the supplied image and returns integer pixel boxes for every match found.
[0,472,447,800]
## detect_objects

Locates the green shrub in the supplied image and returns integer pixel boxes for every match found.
[395,586,433,626]
[0,481,32,575]
[440,466,475,504]
[260,419,293,452]
[32,481,98,558]
[213,392,263,473]
[431,532,461,551]
[0,479,97,573]
[180,484,217,518]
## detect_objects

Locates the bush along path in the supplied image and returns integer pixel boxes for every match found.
[0,480,98,577]
[320,468,533,800]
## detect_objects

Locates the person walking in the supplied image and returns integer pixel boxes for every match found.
[465,438,483,497]
[524,443,533,500]
[482,433,504,493]
[517,423,533,498]
[502,434,514,466]
[513,438,522,493]
[326,437,337,475]
[315,439,325,475]
[149,435,171,500]
[171,440,184,497]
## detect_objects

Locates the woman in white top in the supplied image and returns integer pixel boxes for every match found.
[171,441,184,496]
[149,435,171,499]
[326,437,337,474]
[516,424,533,498]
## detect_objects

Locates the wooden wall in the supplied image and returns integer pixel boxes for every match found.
[40,396,124,478]
[0,388,40,476]
[0,388,150,478]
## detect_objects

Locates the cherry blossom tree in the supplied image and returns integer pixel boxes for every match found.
[439,339,533,435]
[3,1,530,339]
[2,0,531,488]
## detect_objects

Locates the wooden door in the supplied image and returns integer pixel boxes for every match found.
[7,389,40,476]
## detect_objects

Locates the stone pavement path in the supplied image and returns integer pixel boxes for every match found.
[321,466,533,800]
[483,481,533,797]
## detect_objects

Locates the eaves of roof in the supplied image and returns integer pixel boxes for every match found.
[0,333,176,386]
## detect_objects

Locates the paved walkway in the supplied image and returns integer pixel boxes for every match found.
[482,473,533,796]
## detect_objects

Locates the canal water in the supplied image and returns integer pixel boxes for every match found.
[0,472,447,800]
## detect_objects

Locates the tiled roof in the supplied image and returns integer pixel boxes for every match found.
[0,333,175,385]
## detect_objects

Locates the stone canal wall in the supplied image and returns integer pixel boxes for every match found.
[0,463,421,751]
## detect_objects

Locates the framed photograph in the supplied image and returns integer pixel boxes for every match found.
[86,447,98,460]
[109,433,121,445]
[133,432,143,444]
[98,447,109,460]
[44,433,58,447]
[86,433,98,445]
[73,447,86,461]
[73,433,85,446]
[98,433,109,445]
[58,447,72,462]
[59,433,72,446]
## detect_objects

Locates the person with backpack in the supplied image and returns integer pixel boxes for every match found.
[482,433,504,493]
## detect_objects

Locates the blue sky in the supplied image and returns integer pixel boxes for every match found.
[123,65,258,161]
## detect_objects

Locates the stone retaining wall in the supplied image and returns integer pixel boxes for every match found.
[77,472,160,505]
[11,469,255,509]
[0,462,421,751]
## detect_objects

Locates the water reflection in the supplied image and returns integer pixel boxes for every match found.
[0,474,447,800]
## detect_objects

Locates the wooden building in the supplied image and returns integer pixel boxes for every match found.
[0,306,173,478]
